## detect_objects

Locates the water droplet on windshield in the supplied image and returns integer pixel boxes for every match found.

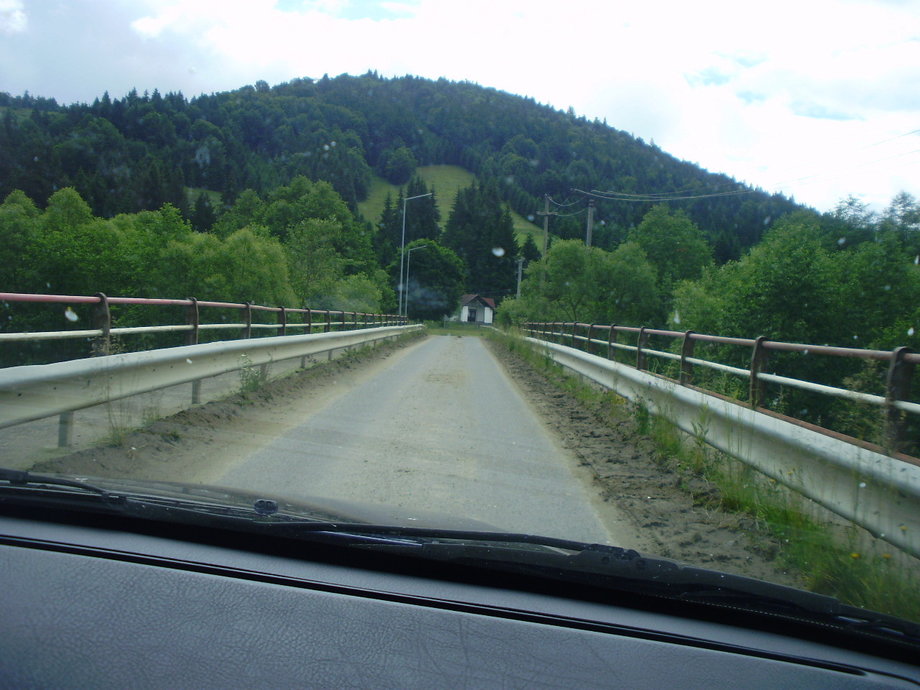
[909,327,916,337]
[837,237,846,246]
[64,307,79,322]
[883,284,891,291]
[492,247,506,257]
[186,358,193,364]
[858,482,867,488]
[672,311,681,325]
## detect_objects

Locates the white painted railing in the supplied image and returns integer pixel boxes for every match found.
[524,337,920,559]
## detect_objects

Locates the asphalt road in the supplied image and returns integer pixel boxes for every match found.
[216,336,637,545]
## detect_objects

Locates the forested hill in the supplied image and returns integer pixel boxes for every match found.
[1,72,799,260]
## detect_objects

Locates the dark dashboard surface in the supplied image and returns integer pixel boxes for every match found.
[1,513,918,688]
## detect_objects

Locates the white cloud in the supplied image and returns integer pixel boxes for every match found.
[5,0,920,211]
[0,0,26,34]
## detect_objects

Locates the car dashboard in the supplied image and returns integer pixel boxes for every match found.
[1,507,918,688]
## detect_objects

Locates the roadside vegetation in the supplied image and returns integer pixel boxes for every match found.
[489,328,920,622]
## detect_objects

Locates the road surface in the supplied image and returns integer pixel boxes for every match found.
[214,336,638,545]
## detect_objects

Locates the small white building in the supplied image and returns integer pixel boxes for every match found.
[458,294,495,324]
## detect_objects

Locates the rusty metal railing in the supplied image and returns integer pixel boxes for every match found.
[0,292,406,357]
[524,321,919,454]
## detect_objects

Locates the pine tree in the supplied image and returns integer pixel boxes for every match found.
[443,182,518,297]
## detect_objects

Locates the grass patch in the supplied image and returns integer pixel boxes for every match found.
[489,329,920,623]
[184,186,223,208]
[426,321,488,337]
[357,165,477,228]
[642,406,920,622]
[238,354,267,393]
[357,165,547,251]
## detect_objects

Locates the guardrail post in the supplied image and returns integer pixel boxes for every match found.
[306,308,313,334]
[324,312,331,333]
[587,324,595,355]
[92,293,111,356]
[749,336,769,408]
[58,411,74,447]
[885,346,915,451]
[636,327,649,370]
[607,325,617,361]
[186,297,199,345]
[680,331,696,385]
[187,297,202,404]
[279,306,287,337]
[570,322,577,349]
[244,302,252,339]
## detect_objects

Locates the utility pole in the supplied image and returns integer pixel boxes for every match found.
[404,244,429,319]
[516,257,524,297]
[585,199,595,247]
[536,194,552,257]
[398,192,432,317]
[535,194,556,288]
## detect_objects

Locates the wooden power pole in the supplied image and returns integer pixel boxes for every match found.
[586,199,595,247]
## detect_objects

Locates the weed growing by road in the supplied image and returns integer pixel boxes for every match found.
[238,354,267,393]
[488,329,920,622]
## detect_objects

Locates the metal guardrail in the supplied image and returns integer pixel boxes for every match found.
[0,292,416,448]
[525,321,919,452]
[522,336,920,559]
[0,325,422,447]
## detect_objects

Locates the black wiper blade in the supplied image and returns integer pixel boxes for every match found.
[0,469,119,501]
[305,525,920,644]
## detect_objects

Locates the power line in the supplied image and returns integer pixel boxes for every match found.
[555,206,588,217]
[575,187,757,203]
[860,128,920,150]
[547,195,582,208]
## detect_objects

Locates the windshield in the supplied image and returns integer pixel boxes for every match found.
[2,0,919,631]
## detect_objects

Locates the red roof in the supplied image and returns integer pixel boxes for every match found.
[460,294,496,309]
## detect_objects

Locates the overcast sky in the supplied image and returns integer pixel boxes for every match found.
[2,0,918,212]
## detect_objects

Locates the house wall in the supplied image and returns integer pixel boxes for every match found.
[459,304,494,324]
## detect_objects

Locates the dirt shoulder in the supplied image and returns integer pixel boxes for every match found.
[31,335,429,483]
[484,336,804,588]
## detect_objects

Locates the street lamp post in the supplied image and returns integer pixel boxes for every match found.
[404,244,429,319]
[399,192,432,317]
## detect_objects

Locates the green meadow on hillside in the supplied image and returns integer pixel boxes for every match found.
[357,165,546,251]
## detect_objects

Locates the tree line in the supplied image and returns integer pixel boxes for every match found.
[0,167,532,360]
[501,193,920,451]
[1,73,801,259]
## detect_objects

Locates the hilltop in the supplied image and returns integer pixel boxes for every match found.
[0,73,800,260]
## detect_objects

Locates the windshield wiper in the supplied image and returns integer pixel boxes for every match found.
[291,524,920,647]
[0,469,120,500]
[2,477,917,647]
[0,475,419,545]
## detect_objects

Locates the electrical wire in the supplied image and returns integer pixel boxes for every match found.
[575,187,757,203]
[547,195,582,207]
[554,207,588,217]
